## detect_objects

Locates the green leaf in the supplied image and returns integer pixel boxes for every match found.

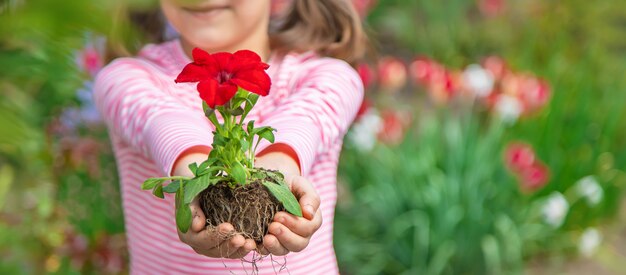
[231,162,247,184]
[240,139,250,152]
[247,120,255,134]
[183,175,216,204]
[152,184,164,199]
[141,178,164,190]
[175,190,192,233]
[163,180,180,193]
[262,181,302,217]
[258,128,275,143]
[230,107,244,116]
[188,162,198,176]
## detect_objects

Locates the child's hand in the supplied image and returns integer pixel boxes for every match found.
[260,175,323,256]
[177,198,258,259]
[254,146,323,256]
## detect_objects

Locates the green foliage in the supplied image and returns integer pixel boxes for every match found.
[336,115,550,274]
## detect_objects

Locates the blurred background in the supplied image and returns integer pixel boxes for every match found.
[1,0,625,274]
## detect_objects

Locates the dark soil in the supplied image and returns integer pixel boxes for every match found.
[198,175,285,244]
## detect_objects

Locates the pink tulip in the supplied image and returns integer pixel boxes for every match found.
[504,142,536,172]
[520,77,551,112]
[409,57,434,85]
[378,56,408,93]
[357,62,376,90]
[519,162,550,191]
[377,110,410,145]
[478,0,505,17]
[352,0,377,17]
[482,56,508,81]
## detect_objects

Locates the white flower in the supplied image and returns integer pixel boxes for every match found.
[349,110,382,152]
[542,192,569,228]
[579,228,602,257]
[495,94,523,124]
[575,176,603,206]
[463,64,495,97]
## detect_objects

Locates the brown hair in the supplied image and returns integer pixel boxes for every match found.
[107,0,367,64]
[270,0,367,64]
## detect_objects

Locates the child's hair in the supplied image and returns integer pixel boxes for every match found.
[106,0,367,64]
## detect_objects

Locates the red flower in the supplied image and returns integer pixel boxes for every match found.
[504,142,535,172]
[175,48,271,108]
[519,162,550,191]
[356,63,375,90]
[378,56,407,93]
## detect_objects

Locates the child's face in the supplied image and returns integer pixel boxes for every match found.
[161,0,271,54]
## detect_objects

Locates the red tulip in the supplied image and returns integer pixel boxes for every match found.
[352,0,377,17]
[482,56,508,81]
[478,0,505,17]
[355,97,372,121]
[378,57,407,92]
[504,142,536,172]
[377,110,410,145]
[175,48,271,108]
[520,77,551,112]
[409,57,434,85]
[519,162,550,191]
[357,63,375,90]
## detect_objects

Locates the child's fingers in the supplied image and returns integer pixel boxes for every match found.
[262,234,290,256]
[225,238,256,259]
[180,223,233,250]
[290,176,321,220]
[192,233,246,258]
[188,197,207,233]
[273,209,322,238]
[267,222,309,253]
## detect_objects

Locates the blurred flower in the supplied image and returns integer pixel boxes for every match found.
[427,65,457,104]
[92,234,125,274]
[504,142,536,172]
[377,110,410,145]
[478,0,505,17]
[482,56,508,80]
[575,176,603,206]
[579,228,602,257]
[357,63,376,90]
[75,35,105,77]
[378,56,407,93]
[542,192,569,228]
[494,94,523,124]
[352,0,377,17]
[349,109,382,152]
[519,77,551,112]
[409,57,434,85]
[462,64,495,97]
[519,162,550,191]
[355,98,372,121]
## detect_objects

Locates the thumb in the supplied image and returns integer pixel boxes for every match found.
[290,176,320,220]
[189,197,206,232]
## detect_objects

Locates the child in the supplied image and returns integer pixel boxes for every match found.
[94,0,366,274]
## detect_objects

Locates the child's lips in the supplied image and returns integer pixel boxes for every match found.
[183,5,229,18]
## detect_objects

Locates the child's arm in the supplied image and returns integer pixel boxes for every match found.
[253,58,363,255]
[93,58,213,177]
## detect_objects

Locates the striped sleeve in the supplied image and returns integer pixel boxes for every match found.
[93,58,213,176]
[257,58,364,176]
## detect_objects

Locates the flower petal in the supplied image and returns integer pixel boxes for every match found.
[192,48,213,64]
[196,79,220,108]
[175,63,210,83]
[215,82,238,106]
[231,69,271,96]
[212,52,233,72]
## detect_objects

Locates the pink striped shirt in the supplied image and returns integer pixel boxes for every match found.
[93,39,363,275]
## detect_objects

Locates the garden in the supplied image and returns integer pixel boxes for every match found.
[1,0,626,274]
